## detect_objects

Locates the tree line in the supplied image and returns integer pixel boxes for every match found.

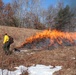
[0,0,76,31]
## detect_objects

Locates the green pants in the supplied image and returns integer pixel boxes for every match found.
[3,42,10,55]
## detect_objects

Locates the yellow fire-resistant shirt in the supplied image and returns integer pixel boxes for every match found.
[3,35,9,44]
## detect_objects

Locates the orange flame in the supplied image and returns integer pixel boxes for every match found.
[20,29,76,48]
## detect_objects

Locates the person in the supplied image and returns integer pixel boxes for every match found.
[3,33,11,55]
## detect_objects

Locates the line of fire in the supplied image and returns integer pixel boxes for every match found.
[18,29,76,50]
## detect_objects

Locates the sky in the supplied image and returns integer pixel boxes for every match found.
[3,0,11,4]
[0,65,62,75]
[3,0,76,9]
[43,0,76,9]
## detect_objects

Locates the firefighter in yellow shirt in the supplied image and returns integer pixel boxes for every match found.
[3,33,10,55]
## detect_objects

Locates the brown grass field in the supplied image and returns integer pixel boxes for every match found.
[0,26,76,75]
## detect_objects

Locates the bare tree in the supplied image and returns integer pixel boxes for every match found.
[11,0,24,27]
[0,0,15,26]
[11,0,45,28]
[45,6,57,29]
[0,0,4,25]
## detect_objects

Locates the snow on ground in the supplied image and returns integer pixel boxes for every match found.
[28,64,62,75]
[0,64,62,75]
[0,65,27,75]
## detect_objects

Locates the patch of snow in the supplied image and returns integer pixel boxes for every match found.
[72,57,75,60]
[0,64,62,75]
[0,65,27,75]
[30,52,35,54]
[27,53,30,55]
[27,52,35,55]
[21,50,28,52]
[28,64,62,75]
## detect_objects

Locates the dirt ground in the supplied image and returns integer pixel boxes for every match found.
[0,26,76,75]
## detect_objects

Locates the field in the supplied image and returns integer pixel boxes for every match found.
[0,26,76,75]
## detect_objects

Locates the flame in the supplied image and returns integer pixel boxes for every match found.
[20,29,76,48]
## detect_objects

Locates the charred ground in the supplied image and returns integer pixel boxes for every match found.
[0,26,76,75]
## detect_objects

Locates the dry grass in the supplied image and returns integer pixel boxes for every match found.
[0,26,76,75]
